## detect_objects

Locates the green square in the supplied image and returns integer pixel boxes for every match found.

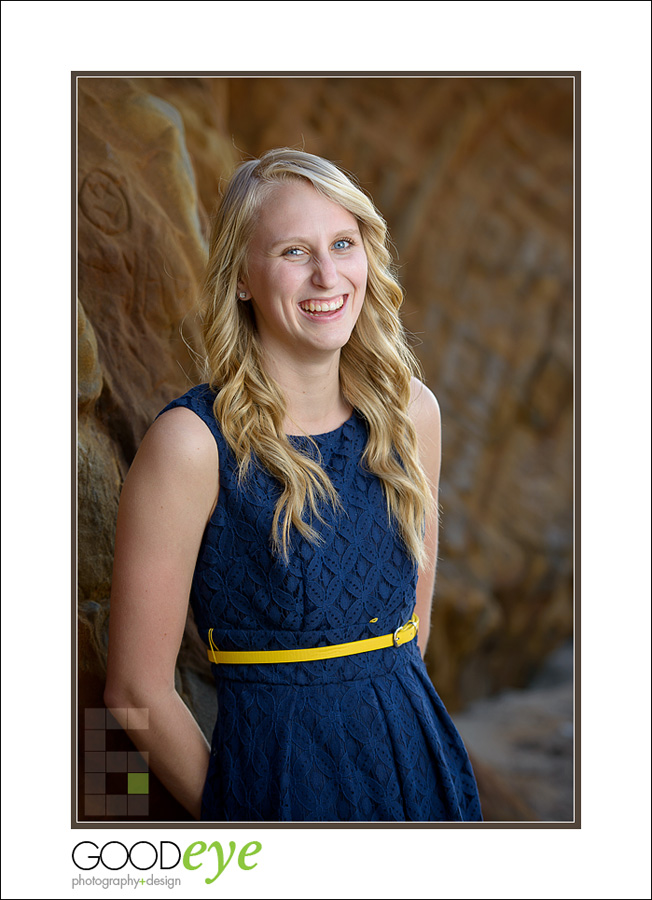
[127,773,149,794]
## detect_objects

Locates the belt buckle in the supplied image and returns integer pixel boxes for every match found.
[393,615,418,647]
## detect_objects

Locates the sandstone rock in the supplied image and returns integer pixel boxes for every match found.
[137,77,236,217]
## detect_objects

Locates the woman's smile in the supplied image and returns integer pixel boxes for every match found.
[298,294,347,316]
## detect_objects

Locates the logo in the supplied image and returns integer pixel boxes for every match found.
[72,840,262,886]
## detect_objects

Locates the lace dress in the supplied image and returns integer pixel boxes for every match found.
[158,384,482,821]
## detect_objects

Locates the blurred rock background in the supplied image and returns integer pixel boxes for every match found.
[77,75,574,821]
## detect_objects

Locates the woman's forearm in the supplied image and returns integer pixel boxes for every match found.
[103,684,210,820]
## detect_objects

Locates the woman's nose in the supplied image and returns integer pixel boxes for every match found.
[311,252,339,288]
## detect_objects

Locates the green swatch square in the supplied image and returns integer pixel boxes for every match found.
[127,772,149,794]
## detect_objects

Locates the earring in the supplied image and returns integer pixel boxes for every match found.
[238,291,247,299]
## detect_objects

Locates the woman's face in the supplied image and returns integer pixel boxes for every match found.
[239,180,368,364]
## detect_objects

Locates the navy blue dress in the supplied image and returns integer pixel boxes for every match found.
[158,384,482,822]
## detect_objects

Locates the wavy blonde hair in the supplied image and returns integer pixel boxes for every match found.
[201,149,433,564]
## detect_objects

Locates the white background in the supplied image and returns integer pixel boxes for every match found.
[1,1,650,898]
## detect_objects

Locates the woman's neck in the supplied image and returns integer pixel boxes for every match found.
[262,350,351,436]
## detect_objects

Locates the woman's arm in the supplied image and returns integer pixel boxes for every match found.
[104,406,219,819]
[408,377,442,657]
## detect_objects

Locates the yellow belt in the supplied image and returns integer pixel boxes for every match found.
[206,614,419,665]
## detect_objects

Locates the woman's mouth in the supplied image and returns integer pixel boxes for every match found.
[298,295,347,317]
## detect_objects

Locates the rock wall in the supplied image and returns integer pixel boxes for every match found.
[77,76,573,725]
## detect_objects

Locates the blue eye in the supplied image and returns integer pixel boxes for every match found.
[333,239,353,250]
[284,247,304,256]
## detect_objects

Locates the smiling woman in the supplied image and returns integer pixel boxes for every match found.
[104,148,483,822]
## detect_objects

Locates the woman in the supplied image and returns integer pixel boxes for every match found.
[104,148,482,822]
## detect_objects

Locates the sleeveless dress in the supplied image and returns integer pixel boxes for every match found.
[158,384,482,822]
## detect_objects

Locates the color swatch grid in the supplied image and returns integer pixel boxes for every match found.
[84,707,149,817]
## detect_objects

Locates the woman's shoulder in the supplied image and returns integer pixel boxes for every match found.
[138,383,221,473]
[141,405,217,474]
[408,377,441,431]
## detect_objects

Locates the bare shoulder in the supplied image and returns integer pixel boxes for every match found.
[408,376,441,435]
[133,406,218,477]
[121,405,219,524]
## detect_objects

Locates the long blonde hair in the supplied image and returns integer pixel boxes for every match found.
[201,149,433,564]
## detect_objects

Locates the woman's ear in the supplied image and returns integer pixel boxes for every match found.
[236,280,250,301]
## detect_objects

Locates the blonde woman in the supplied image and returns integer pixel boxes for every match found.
[105,149,482,822]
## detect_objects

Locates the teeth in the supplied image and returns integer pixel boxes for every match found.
[301,297,344,314]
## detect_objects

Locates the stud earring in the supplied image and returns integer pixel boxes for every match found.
[238,291,247,299]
